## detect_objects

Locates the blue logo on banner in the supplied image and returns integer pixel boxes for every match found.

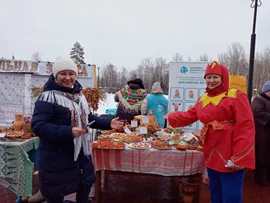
[180,66,188,74]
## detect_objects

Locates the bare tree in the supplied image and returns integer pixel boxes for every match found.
[136,57,155,91]
[172,53,183,62]
[32,51,42,61]
[118,67,129,88]
[100,63,118,91]
[253,47,270,91]
[198,54,209,62]
[128,70,137,80]
[218,43,248,75]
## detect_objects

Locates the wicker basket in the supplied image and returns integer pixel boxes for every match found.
[178,176,202,203]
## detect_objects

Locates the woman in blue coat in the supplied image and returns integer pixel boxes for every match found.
[31,56,124,203]
[141,82,168,128]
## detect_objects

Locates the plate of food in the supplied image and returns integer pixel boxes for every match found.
[110,133,127,141]
[5,131,24,138]
[176,144,187,151]
[128,142,151,150]
[92,140,125,150]
[122,135,142,143]
[98,134,111,141]
[150,140,173,150]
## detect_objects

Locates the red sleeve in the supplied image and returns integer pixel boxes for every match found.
[231,91,255,169]
[168,104,198,127]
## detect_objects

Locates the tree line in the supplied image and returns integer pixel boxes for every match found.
[100,42,270,95]
[30,41,270,95]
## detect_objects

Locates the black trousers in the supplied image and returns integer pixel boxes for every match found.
[46,183,91,203]
[255,135,270,183]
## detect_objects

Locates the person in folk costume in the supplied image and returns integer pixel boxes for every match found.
[166,61,255,203]
[252,80,270,186]
[31,56,124,203]
[114,78,147,123]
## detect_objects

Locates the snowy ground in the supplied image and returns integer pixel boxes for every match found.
[96,94,118,115]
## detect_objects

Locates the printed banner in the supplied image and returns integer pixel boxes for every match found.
[168,62,209,130]
[230,75,247,94]
[0,59,95,78]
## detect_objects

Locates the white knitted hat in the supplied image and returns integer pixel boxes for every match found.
[53,56,78,77]
[151,82,163,93]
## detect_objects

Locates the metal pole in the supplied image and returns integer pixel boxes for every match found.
[97,67,100,89]
[248,0,262,102]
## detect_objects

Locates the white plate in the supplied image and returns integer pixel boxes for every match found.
[128,143,151,150]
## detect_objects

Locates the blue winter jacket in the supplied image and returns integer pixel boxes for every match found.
[31,74,112,197]
[146,93,168,128]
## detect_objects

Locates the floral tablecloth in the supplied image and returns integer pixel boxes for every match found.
[92,146,204,176]
[0,137,40,196]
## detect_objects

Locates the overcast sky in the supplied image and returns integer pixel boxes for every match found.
[0,0,269,70]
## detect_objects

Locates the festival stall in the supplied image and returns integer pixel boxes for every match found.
[0,58,97,124]
[0,58,97,198]
[91,114,204,203]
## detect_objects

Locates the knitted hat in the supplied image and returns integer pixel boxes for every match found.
[262,80,270,93]
[151,82,163,93]
[53,56,78,77]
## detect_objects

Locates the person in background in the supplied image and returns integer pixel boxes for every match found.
[141,82,168,128]
[252,80,270,186]
[114,78,146,123]
[31,56,124,203]
[165,61,255,203]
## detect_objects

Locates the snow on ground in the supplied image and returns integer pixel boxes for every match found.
[96,93,118,115]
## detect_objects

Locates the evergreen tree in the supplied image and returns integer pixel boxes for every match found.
[70,42,86,64]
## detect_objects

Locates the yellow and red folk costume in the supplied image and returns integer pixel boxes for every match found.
[168,61,255,172]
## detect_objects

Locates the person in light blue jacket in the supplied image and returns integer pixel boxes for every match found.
[141,82,168,128]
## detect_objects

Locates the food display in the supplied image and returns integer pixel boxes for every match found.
[182,133,199,145]
[150,140,173,150]
[98,134,111,141]
[196,146,203,151]
[92,140,125,149]
[186,145,197,150]
[176,145,187,151]
[157,134,170,141]
[4,131,24,138]
[164,126,185,135]
[102,129,117,135]
[93,115,203,152]
[110,133,127,139]
[122,135,142,143]
[21,133,33,139]
[128,142,151,149]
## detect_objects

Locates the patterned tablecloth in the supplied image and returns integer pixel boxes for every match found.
[0,137,40,196]
[92,146,204,176]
